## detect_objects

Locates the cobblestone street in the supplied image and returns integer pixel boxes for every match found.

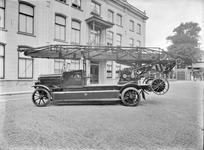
[0,81,203,150]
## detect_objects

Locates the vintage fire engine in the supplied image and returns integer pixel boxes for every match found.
[18,45,187,107]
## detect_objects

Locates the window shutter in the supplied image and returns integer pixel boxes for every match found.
[20,3,33,16]
[72,21,80,30]
[56,15,65,25]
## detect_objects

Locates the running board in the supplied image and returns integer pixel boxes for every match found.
[52,90,120,101]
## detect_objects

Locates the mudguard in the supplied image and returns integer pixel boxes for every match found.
[32,85,51,92]
[119,82,141,94]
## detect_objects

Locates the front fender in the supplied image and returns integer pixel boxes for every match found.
[32,85,51,92]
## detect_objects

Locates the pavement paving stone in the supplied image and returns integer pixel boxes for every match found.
[0,81,203,150]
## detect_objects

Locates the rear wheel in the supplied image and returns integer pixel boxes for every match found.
[150,78,169,95]
[32,88,51,107]
[121,87,141,106]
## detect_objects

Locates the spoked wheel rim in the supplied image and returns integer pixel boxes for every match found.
[121,87,141,106]
[151,78,169,95]
[32,88,51,107]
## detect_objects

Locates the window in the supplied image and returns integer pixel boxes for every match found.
[71,20,80,43]
[55,14,66,41]
[0,0,5,28]
[108,10,114,23]
[19,2,34,34]
[116,14,122,26]
[116,64,121,78]
[72,0,81,9]
[137,23,141,34]
[130,20,134,31]
[90,26,101,45]
[54,59,71,73]
[107,31,113,46]
[129,38,134,47]
[106,61,112,78]
[54,59,64,74]
[0,44,4,78]
[18,50,33,79]
[91,1,100,16]
[70,60,80,70]
[116,34,122,46]
[137,40,141,47]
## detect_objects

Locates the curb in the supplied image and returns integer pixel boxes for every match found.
[0,91,32,96]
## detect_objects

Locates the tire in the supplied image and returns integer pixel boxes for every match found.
[32,88,51,107]
[121,87,141,106]
[150,78,169,95]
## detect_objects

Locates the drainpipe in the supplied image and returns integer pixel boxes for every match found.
[46,0,51,44]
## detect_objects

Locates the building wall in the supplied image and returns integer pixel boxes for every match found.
[0,0,148,93]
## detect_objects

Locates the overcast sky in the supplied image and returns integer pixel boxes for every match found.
[128,0,203,50]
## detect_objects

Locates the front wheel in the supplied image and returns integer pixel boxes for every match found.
[32,88,51,107]
[121,87,141,106]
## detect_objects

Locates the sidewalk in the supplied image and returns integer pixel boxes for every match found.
[0,80,35,96]
[0,85,33,96]
[0,91,32,96]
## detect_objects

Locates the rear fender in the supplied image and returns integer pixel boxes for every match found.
[119,83,148,100]
[32,85,51,92]
[119,83,141,94]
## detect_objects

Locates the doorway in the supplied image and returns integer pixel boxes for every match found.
[90,61,99,84]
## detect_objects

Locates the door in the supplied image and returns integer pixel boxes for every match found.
[90,64,99,84]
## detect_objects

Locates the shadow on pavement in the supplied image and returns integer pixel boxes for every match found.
[139,99,163,106]
[50,99,163,107]
[50,100,123,106]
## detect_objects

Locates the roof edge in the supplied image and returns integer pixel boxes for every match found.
[112,0,148,20]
